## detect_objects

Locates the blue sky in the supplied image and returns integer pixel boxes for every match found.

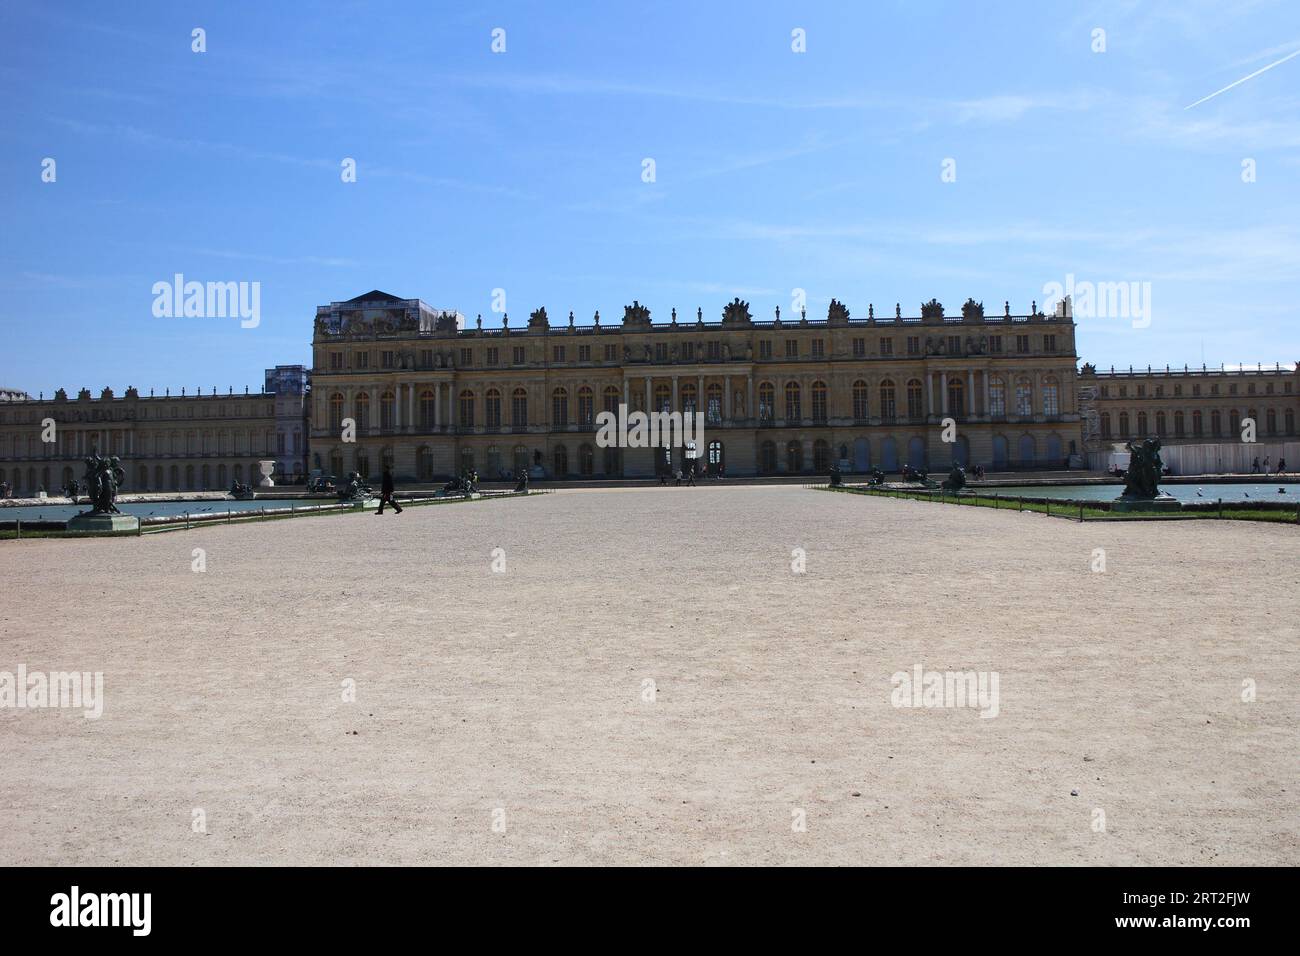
[2,0,1298,397]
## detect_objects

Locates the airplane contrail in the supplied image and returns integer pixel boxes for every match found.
[1185,46,1300,109]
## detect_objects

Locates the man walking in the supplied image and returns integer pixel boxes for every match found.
[376,465,403,515]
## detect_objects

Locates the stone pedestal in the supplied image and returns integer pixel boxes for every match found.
[1111,494,1182,513]
[257,460,276,488]
[66,512,141,535]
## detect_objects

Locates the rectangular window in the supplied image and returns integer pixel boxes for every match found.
[419,349,433,368]
[906,336,920,356]
[513,346,525,365]
[356,351,370,368]
[1016,335,1030,354]
[381,351,395,369]
[948,336,961,355]
[811,338,825,358]
[460,348,473,367]
[682,342,694,361]
[487,347,499,365]
[785,339,798,358]
[708,341,721,360]
[553,345,565,363]
[655,343,668,362]
[329,353,343,370]
[1044,334,1056,352]
[880,337,893,356]
[988,336,1002,354]
[759,340,773,360]
[604,344,617,362]
[852,337,865,358]
[578,344,591,362]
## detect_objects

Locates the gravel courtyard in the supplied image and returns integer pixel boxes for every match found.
[1,485,1296,866]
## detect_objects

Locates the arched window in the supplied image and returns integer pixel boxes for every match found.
[1015,378,1033,416]
[553,444,568,477]
[784,382,801,421]
[329,449,343,476]
[459,390,475,428]
[1210,409,1221,436]
[1286,409,1296,435]
[758,382,775,422]
[1266,408,1277,435]
[552,387,569,427]
[813,439,830,472]
[786,440,803,473]
[1100,412,1111,438]
[681,382,697,416]
[512,389,528,428]
[852,380,868,421]
[1155,411,1167,436]
[1042,377,1059,416]
[419,389,436,430]
[486,389,501,429]
[706,384,723,424]
[578,386,594,428]
[907,379,924,420]
[811,381,827,423]
[512,444,528,475]
[947,378,964,418]
[1136,411,1148,435]
[988,377,1006,417]
[329,393,344,431]
[759,440,777,474]
[1118,412,1130,436]
[879,380,896,422]
[380,391,396,430]
[355,449,370,478]
[579,443,594,476]
[1192,410,1202,436]
[355,392,371,428]
[603,445,621,476]
[603,385,620,415]
[460,447,475,474]
[486,445,502,476]
[416,446,434,480]
[654,384,671,413]
[1174,411,1184,437]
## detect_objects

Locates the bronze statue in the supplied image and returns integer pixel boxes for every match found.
[1120,438,1164,500]
[80,453,124,514]
[941,464,966,492]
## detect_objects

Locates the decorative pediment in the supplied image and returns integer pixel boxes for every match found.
[721,297,751,327]
[623,301,651,327]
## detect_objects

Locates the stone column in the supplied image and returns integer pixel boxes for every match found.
[408,384,415,432]
[434,383,441,430]
[671,375,679,412]
[984,370,991,417]
[940,372,949,416]
[967,371,975,417]
[747,375,755,423]
[724,375,732,421]
[697,374,704,417]
[644,376,651,412]
[925,372,933,417]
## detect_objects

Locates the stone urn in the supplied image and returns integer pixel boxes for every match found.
[257,460,276,487]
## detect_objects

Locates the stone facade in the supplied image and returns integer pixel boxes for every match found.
[309,292,1082,479]
[0,377,307,496]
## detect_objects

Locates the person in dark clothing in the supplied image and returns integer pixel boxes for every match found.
[376,466,403,514]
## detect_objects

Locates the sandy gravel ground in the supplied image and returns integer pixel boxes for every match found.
[0,486,1296,866]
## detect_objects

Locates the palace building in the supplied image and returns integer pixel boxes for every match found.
[0,375,307,496]
[308,291,1082,479]
[3,289,1296,494]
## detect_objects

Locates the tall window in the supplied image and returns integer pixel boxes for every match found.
[1137,411,1148,435]
[419,388,436,429]
[784,381,802,421]
[1015,378,1033,416]
[1100,412,1111,438]
[603,386,620,415]
[852,380,868,421]
[811,381,827,423]
[1042,378,1060,416]
[578,386,594,427]
[329,393,344,431]
[1119,412,1130,436]
[354,392,370,429]
[486,389,502,429]
[654,384,671,413]
[907,379,924,419]
[706,384,723,424]
[758,382,775,421]
[947,379,964,417]
[681,383,698,415]
[380,391,396,430]
[552,387,569,427]
[512,388,528,427]
[988,377,1006,417]
[879,380,896,421]
[459,390,475,428]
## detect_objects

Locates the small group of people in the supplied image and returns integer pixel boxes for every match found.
[1251,456,1287,474]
